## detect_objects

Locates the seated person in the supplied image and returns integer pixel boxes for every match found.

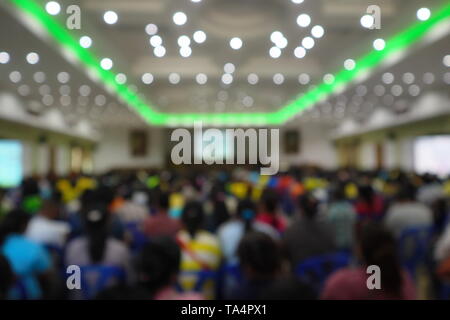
[144,192,181,238]
[321,223,416,300]
[283,193,336,267]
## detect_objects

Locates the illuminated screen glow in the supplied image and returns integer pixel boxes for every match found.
[0,140,23,187]
[414,136,450,177]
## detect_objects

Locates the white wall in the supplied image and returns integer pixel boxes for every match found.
[279,123,337,170]
[93,127,165,173]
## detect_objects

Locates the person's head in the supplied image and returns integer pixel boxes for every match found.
[261,189,278,214]
[355,222,402,295]
[298,193,318,219]
[135,237,180,297]
[157,191,170,212]
[40,199,61,220]
[237,231,282,279]
[358,185,374,203]
[258,276,316,300]
[395,183,416,202]
[181,201,204,238]
[81,203,110,263]
[0,210,31,245]
[0,255,14,300]
[331,186,346,202]
[237,199,257,232]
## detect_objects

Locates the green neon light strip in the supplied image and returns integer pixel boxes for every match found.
[8,0,450,126]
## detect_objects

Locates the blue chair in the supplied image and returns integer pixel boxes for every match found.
[176,269,219,293]
[398,226,434,280]
[124,222,149,252]
[216,263,243,299]
[295,251,352,292]
[79,265,126,300]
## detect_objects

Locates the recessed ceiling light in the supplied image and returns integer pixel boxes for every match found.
[373,38,385,51]
[141,73,154,84]
[248,73,259,85]
[222,73,233,85]
[294,46,306,58]
[59,85,70,95]
[417,8,431,21]
[269,46,281,58]
[382,72,394,84]
[273,73,284,85]
[100,58,113,70]
[180,46,192,58]
[296,14,311,27]
[391,85,403,96]
[0,51,10,64]
[323,74,334,84]
[150,35,163,47]
[291,0,304,4]
[45,1,61,15]
[443,55,450,67]
[154,46,166,57]
[193,30,207,43]
[402,72,415,84]
[178,35,191,47]
[276,37,288,49]
[169,73,181,84]
[270,31,283,44]
[95,95,106,106]
[344,59,355,70]
[196,73,208,85]
[311,25,324,38]
[423,72,435,84]
[26,52,39,64]
[173,12,187,26]
[243,96,254,107]
[145,24,158,35]
[298,73,310,85]
[57,71,70,83]
[104,11,118,24]
[42,94,54,106]
[79,36,92,48]
[33,71,46,83]
[374,84,385,96]
[18,84,30,96]
[408,84,420,96]
[115,73,127,84]
[224,63,235,74]
[360,15,374,29]
[230,37,243,50]
[302,37,315,49]
[79,85,91,96]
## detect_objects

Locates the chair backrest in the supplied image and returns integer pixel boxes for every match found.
[176,269,218,293]
[398,226,433,279]
[124,222,149,251]
[295,251,351,292]
[79,265,126,300]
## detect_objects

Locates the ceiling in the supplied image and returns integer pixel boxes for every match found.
[0,0,449,129]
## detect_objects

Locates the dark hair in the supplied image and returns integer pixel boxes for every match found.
[0,255,14,300]
[261,188,278,213]
[157,192,170,211]
[135,237,180,297]
[258,276,316,300]
[0,210,31,245]
[357,223,403,295]
[237,231,281,278]
[331,185,346,202]
[82,204,110,263]
[298,193,318,219]
[237,199,257,232]
[212,200,230,230]
[395,183,417,201]
[358,185,375,205]
[181,201,204,239]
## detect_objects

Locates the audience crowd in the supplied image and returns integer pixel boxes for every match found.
[0,166,449,300]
